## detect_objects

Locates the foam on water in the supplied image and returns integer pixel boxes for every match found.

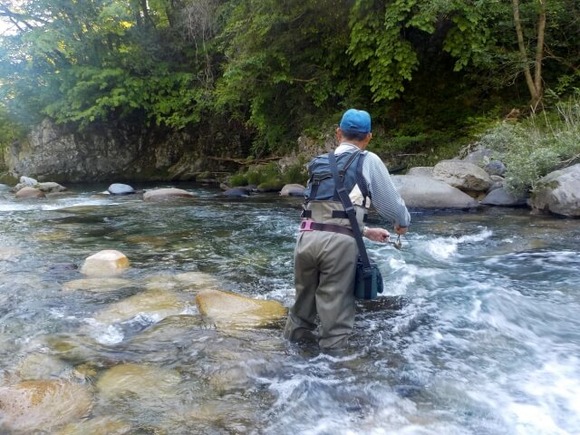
[423,228,493,260]
[0,197,118,213]
[84,318,125,345]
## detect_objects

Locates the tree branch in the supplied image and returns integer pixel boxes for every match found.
[0,3,48,30]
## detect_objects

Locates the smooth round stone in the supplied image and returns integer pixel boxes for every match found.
[0,380,93,432]
[96,363,181,400]
[107,183,135,195]
[80,250,130,276]
[195,289,287,329]
[143,188,194,202]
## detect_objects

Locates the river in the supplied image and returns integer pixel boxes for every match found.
[1,183,579,434]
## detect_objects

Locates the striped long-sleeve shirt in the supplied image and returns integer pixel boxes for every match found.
[335,142,411,228]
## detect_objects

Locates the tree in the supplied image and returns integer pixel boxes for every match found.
[0,0,213,129]
[512,0,546,110]
[215,0,355,154]
[347,0,578,109]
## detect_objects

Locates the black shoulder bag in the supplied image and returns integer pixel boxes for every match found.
[328,150,384,300]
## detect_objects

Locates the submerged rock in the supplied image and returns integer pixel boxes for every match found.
[0,380,92,432]
[145,271,221,293]
[143,188,194,202]
[62,277,134,292]
[222,187,251,197]
[15,353,72,380]
[0,247,22,262]
[57,416,133,435]
[195,289,287,329]
[96,363,181,401]
[94,288,185,324]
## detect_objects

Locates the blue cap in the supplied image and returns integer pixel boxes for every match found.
[339,109,371,134]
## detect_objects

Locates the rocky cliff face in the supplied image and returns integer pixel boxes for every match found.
[3,119,242,183]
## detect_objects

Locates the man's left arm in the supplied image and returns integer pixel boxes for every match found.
[362,152,411,228]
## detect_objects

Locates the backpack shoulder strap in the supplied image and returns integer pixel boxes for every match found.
[356,152,369,201]
[329,150,371,267]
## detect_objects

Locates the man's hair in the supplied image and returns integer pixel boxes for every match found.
[341,130,368,142]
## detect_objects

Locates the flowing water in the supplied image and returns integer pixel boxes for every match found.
[0,183,579,434]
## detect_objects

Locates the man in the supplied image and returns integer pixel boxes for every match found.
[283,108,410,350]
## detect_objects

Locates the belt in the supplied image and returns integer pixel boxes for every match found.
[301,209,368,222]
[299,220,353,237]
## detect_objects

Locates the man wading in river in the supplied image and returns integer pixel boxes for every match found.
[284,108,411,350]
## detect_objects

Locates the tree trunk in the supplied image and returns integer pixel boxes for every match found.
[512,0,546,111]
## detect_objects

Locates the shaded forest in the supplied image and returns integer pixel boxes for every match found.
[0,0,578,170]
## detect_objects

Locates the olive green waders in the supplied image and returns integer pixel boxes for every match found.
[283,229,358,349]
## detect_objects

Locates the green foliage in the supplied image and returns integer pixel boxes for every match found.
[348,0,424,101]
[215,0,356,155]
[0,105,25,155]
[0,0,578,187]
[228,173,249,187]
[0,0,209,130]
[228,159,307,188]
[281,161,308,185]
[479,95,580,195]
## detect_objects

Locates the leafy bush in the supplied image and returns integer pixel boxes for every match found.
[0,107,26,169]
[228,173,249,187]
[281,161,308,185]
[479,96,580,195]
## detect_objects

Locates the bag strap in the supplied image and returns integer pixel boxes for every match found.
[328,149,371,268]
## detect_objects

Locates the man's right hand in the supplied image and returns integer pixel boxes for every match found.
[394,224,408,235]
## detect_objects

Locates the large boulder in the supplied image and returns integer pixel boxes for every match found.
[529,164,580,217]
[481,187,528,207]
[195,289,287,329]
[433,160,493,193]
[462,148,494,166]
[406,166,434,178]
[392,175,479,209]
[484,160,506,176]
